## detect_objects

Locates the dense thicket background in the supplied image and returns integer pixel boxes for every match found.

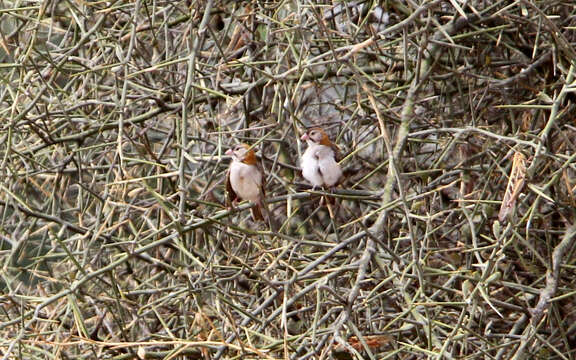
[1,1,576,359]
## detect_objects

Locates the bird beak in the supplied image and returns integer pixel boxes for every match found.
[225,149,233,156]
[300,133,309,141]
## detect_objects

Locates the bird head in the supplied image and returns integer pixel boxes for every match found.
[226,143,257,164]
[301,127,332,146]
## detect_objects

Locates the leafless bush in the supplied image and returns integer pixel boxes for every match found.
[1,1,575,359]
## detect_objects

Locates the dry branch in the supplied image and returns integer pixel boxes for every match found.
[1,1,576,359]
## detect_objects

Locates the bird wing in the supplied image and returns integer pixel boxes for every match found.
[225,168,239,207]
[331,142,342,163]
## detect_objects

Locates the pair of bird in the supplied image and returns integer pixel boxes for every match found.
[226,127,342,221]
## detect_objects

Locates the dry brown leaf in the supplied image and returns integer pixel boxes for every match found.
[332,334,393,358]
[498,151,527,222]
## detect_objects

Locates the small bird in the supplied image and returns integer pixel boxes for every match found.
[226,143,265,221]
[300,127,343,188]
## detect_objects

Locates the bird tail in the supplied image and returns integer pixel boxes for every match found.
[323,194,337,206]
[252,201,279,232]
[319,190,339,220]
[251,205,264,221]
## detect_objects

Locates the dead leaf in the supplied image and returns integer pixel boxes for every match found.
[498,151,527,222]
[332,334,393,359]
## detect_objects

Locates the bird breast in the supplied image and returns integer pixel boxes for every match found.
[229,162,262,202]
[301,144,342,187]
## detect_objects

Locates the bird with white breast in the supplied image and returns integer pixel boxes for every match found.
[226,143,265,221]
[300,127,343,188]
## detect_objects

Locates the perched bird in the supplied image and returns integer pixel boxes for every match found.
[226,143,265,221]
[300,127,343,188]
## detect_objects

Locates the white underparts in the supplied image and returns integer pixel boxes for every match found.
[301,144,342,187]
[229,161,262,202]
